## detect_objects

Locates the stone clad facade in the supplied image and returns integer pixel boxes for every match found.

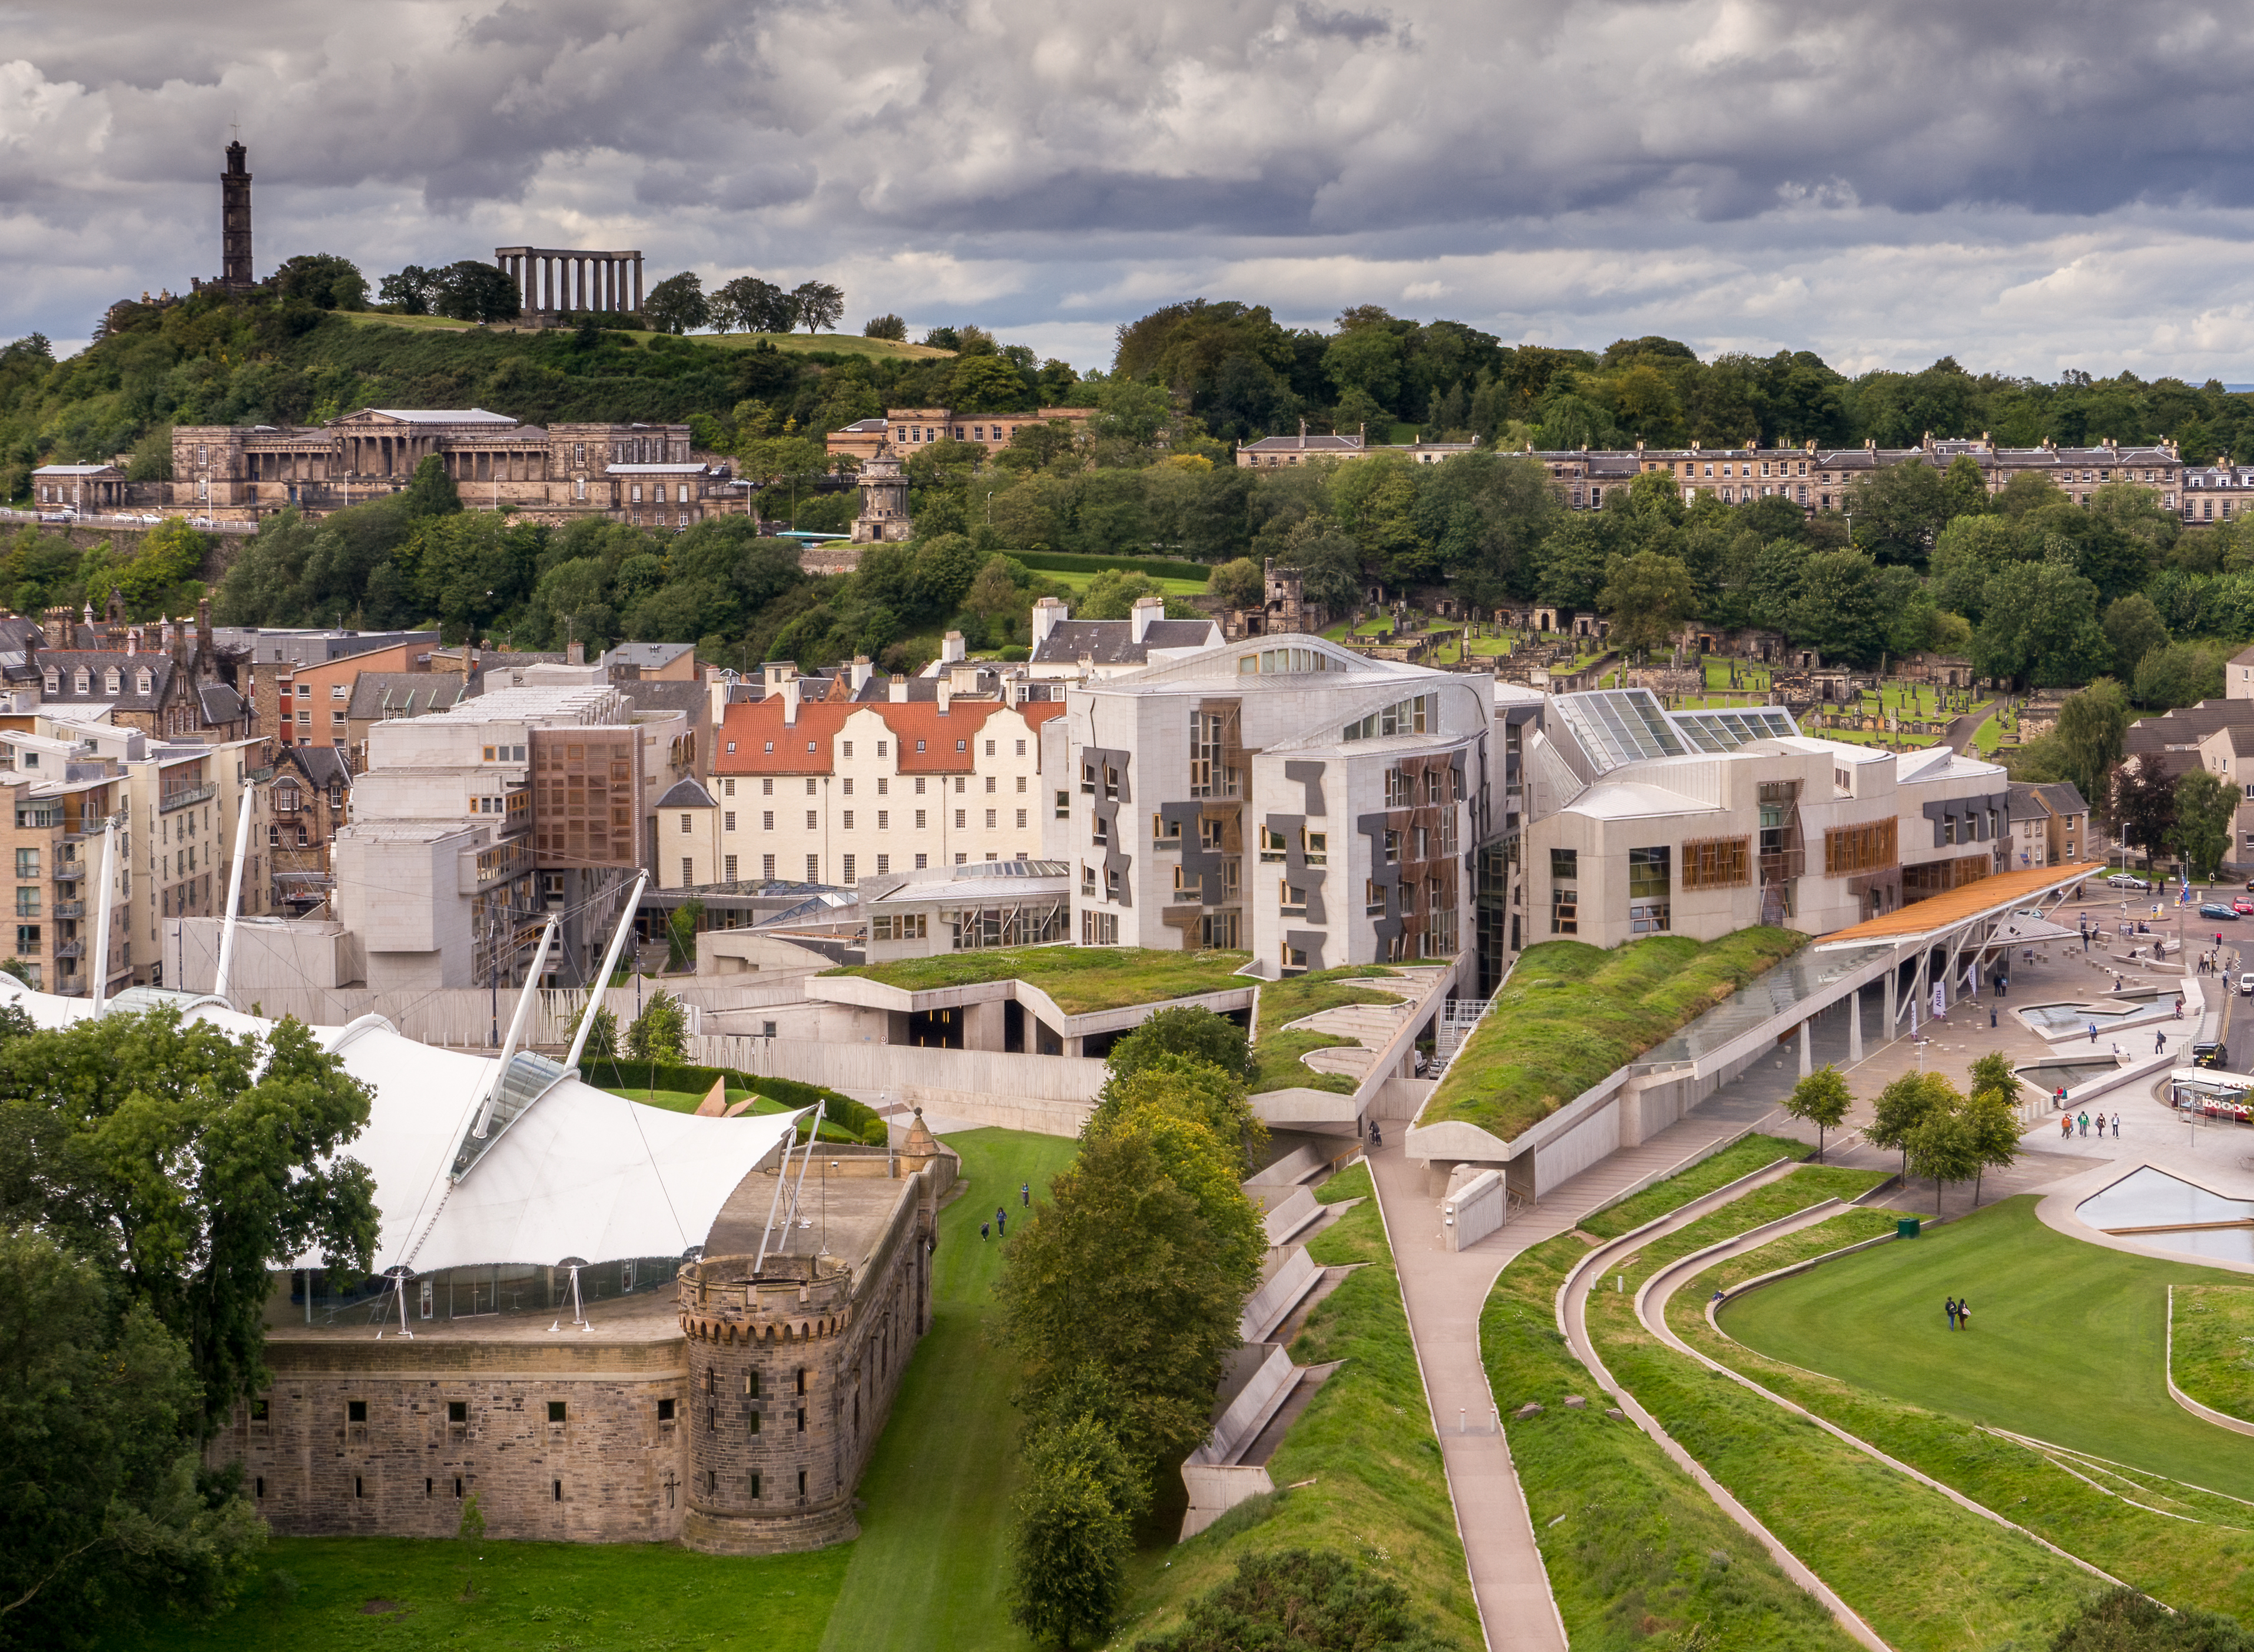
[210,1143,948,1551]
[170,409,744,527]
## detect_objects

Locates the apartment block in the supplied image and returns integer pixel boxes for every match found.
[1045,636,1493,972]
[710,674,1065,888]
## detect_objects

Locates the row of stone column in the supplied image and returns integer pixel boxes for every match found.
[498,251,644,316]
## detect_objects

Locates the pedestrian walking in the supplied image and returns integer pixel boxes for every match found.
[2079,1110,2090,1137]
[2090,1021,2100,1044]
[1945,1296,1959,1329]
[996,1209,1007,1238]
[1020,1182,1030,1208]
[2113,1112,2123,1138]
[1991,1004,1999,1029]
[980,1221,990,1241]
[2158,1029,2169,1054]
[2061,1112,2073,1139]
[1958,1298,1971,1330]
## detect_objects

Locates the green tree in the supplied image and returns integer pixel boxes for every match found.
[1904,1091,1979,1213]
[0,1008,378,1433]
[585,1006,619,1059]
[2133,640,2226,710]
[268,253,369,311]
[666,900,704,971]
[626,990,689,1062]
[1972,562,2111,688]
[2051,679,2130,815]
[1784,549,1888,666]
[0,1229,264,1644]
[1846,460,1946,565]
[1598,550,1696,655]
[995,1127,1255,1465]
[1105,1006,1257,1085]
[2100,594,2169,679]
[643,272,711,334]
[1865,1070,1953,1179]
[1963,1088,2022,1206]
[2112,761,2175,861]
[1938,454,1991,523]
[1007,1414,1138,1649]
[2172,768,2239,880]
[1078,568,1165,621]
[400,453,462,519]
[1783,1066,1852,1163]
[1206,556,1263,610]
[713,276,790,334]
[430,260,521,323]
[790,281,844,335]
[863,314,907,341]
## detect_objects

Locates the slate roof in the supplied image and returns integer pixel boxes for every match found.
[1029,618,1220,666]
[38,652,174,711]
[348,672,469,720]
[614,679,707,718]
[604,642,696,671]
[363,408,517,424]
[656,777,716,808]
[197,682,243,725]
[2009,779,2089,819]
[280,745,352,789]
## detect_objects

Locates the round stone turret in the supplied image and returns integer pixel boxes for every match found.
[677,1253,861,1553]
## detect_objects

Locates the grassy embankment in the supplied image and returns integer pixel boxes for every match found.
[1480,1134,1868,1650]
[1706,1197,2254,1622]
[825,946,1252,1016]
[1119,1162,1481,1648]
[1421,928,1805,1140]
[2172,1282,2254,1419]
[110,1129,1075,1652]
[1588,1174,2103,1650]
[1247,966,1407,1095]
[342,311,950,361]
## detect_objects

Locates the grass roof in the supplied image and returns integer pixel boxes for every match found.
[823,947,1252,1016]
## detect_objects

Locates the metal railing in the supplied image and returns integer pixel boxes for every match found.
[159,782,217,814]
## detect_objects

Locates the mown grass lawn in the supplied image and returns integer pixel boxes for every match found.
[1694,1201,2254,1624]
[1722,1196,2254,1499]
[818,1127,1079,1652]
[825,946,1252,1015]
[1421,928,1804,1140]
[1589,1175,2102,1651]
[107,1535,851,1652]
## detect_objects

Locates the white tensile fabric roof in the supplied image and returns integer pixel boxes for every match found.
[1,980,804,1277]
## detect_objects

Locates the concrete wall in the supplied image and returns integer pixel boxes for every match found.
[748,1040,1103,1137]
[1442,1168,1506,1252]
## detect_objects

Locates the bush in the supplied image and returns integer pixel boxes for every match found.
[1106,1004,1255,1083]
[1135,1548,1451,1651]
[1010,550,1211,581]
[863,314,908,341]
[579,1056,887,1143]
[2049,1586,2254,1650]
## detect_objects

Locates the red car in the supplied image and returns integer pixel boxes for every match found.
[2234,898,2254,915]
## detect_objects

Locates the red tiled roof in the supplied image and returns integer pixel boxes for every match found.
[884,700,1002,772]
[713,698,853,773]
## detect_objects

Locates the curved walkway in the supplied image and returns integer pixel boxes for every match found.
[1628,1196,2127,1588]
[1554,1164,1892,1652]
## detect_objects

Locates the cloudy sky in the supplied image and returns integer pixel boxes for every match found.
[12,0,2254,379]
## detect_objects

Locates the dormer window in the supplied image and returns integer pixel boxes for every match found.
[137,671,151,694]
[104,669,120,695]
[41,673,55,696]
[72,671,88,695]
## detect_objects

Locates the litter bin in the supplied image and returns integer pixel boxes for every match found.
[1897,1217,1921,1239]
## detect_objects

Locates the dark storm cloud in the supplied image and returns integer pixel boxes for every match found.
[9,1,2254,374]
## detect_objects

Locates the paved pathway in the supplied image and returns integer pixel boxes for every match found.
[1366,1077,1786,1651]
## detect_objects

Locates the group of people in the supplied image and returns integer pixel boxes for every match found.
[1944,1296,1973,1330]
[2061,1110,2122,1139]
[2197,950,2242,976]
[979,1181,1033,1242]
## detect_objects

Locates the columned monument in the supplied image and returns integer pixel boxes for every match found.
[495,247,645,319]
[848,444,912,543]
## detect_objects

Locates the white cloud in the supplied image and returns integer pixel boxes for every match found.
[8,1,2254,378]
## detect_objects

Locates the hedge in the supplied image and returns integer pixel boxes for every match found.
[580,1057,889,1145]
[1009,550,1215,581]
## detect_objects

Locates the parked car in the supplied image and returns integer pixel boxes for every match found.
[2108,873,2153,891]
[2200,903,2240,921]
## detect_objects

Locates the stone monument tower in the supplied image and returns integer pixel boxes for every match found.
[221,140,254,290]
[848,443,911,543]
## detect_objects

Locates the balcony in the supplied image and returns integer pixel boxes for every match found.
[51,862,81,883]
[51,900,82,920]
[52,940,82,959]
[160,782,217,814]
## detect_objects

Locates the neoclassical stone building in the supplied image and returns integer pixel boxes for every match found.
[170,408,747,527]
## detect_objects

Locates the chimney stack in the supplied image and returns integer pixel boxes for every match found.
[781,675,801,726]
[888,673,909,704]
[941,631,966,665]
[1131,595,1164,645]
[936,677,952,714]
[566,640,584,665]
[1031,596,1066,649]
[850,655,873,694]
